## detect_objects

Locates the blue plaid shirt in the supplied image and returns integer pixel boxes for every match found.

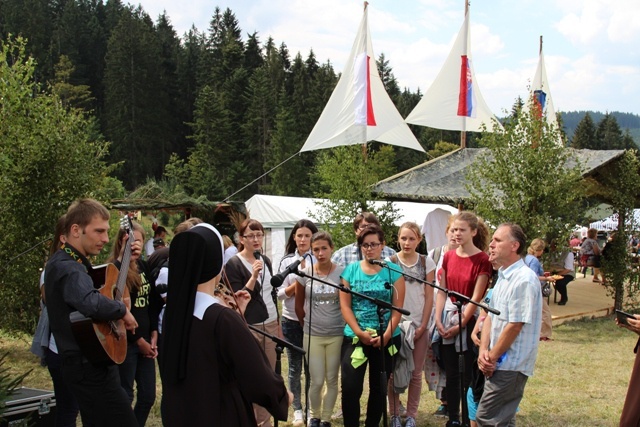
[488,258,542,377]
[331,242,396,268]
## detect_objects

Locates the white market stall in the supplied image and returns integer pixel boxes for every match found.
[589,209,640,231]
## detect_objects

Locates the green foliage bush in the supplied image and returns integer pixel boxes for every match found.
[0,36,122,332]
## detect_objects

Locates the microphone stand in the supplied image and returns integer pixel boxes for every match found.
[247,324,306,427]
[374,261,499,427]
[293,269,409,427]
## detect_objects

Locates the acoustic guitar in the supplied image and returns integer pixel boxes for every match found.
[70,216,133,364]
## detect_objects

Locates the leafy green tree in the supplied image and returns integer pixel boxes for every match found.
[427,141,459,160]
[467,97,585,241]
[0,36,122,332]
[311,145,399,248]
[586,150,640,309]
[571,112,597,148]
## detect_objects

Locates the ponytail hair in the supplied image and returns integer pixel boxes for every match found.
[453,211,490,252]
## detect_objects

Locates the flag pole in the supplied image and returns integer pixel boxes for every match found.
[459,0,470,148]
[362,1,369,162]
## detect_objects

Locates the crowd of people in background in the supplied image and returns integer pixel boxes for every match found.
[31,199,639,427]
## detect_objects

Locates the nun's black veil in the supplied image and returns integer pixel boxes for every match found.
[160,223,223,385]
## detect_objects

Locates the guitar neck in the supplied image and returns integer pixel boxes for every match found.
[114,231,133,302]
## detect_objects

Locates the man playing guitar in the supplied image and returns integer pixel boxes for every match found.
[45,198,138,426]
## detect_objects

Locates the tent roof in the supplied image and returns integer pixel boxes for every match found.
[244,194,457,229]
[372,147,626,205]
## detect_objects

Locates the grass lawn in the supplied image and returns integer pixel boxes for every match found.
[1,316,636,426]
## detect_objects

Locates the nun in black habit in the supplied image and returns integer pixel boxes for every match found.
[160,223,290,426]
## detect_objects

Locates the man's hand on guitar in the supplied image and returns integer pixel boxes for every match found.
[123,309,138,334]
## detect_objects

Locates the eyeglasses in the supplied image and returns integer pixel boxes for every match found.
[361,242,382,250]
[358,223,372,230]
[243,233,264,240]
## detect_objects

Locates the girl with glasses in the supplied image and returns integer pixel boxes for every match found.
[224,218,279,427]
[339,224,405,427]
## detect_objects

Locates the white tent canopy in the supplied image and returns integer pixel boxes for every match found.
[245,194,457,268]
[589,209,640,231]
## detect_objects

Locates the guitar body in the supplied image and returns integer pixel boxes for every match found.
[71,263,131,365]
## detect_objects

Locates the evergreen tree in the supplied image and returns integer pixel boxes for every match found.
[186,85,236,199]
[377,52,400,102]
[103,5,169,188]
[51,54,95,110]
[597,112,624,149]
[0,0,55,79]
[571,112,598,149]
[242,66,276,189]
[622,129,638,150]
[265,93,309,196]
[244,31,263,71]
[177,25,206,157]
[155,12,184,164]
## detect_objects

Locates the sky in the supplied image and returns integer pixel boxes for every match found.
[133,0,640,116]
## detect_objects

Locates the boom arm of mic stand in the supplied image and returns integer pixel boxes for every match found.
[293,269,410,317]
[247,324,305,355]
[377,262,500,316]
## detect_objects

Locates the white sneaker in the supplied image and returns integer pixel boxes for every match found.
[391,415,402,427]
[398,402,407,417]
[293,409,304,427]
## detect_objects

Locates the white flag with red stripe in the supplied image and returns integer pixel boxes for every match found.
[300,4,423,153]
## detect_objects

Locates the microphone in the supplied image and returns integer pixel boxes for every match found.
[253,250,261,260]
[271,258,302,288]
[368,259,388,267]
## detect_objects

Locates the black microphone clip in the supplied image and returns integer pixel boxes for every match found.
[271,258,302,288]
[368,258,388,267]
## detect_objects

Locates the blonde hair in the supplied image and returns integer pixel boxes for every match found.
[398,221,422,242]
[527,238,546,255]
[222,234,233,250]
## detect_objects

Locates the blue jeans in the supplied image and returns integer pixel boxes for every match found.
[281,317,304,410]
[45,349,79,427]
[118,341,156,426]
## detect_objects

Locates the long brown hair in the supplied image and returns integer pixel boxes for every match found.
[452,211,490,252]
[108,221,144,291]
